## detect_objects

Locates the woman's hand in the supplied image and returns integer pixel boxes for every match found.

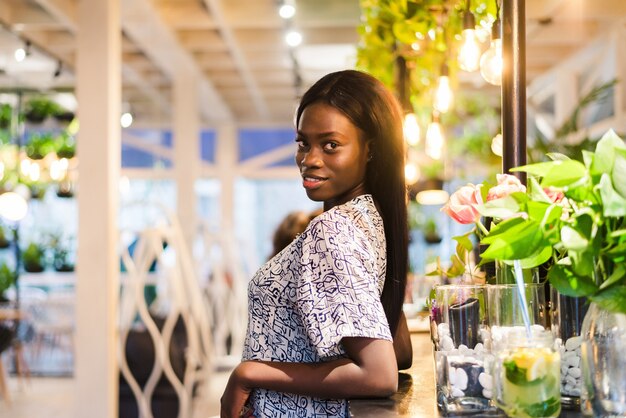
[220,362,253,418]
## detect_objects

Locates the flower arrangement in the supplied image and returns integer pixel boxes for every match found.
[433,173,527,282]
[476,129,626,314]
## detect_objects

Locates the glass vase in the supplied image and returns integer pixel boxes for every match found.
[549,288,588,410]
[429,284,499,415]
[580,302,626,417]
[492,328,561,418]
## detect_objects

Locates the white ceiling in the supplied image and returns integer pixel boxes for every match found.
[1,0,625,125]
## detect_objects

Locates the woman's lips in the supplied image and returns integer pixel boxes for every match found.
[302,176,325,189]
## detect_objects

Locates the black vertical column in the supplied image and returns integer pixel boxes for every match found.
[501,0,527,184]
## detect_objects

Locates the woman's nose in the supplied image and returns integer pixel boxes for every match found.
[299,149,322,168]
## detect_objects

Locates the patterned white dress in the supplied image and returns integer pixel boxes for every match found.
[242,194,392,417]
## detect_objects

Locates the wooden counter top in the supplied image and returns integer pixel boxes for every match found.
[349,332,438,417]
[349,332,585,417]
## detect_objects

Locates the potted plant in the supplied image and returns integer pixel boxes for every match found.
[22,242,46,273]
[0,103,12,130]
[23,96,61,124]
[423,217,442,244]
[0,262,16,302]
[477,129,626,416]
[55,132,76,160]
[26,132,56,160]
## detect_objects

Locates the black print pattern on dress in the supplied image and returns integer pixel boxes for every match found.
[242,194,392,417]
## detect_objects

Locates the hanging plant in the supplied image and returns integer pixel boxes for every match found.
[26,132,56,160]
[22,242,46,273]
[357,0,496,109]
[0,104,12,130]
[24,96,62,124]
[55,132,76,159]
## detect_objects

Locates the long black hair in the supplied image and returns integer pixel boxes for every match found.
[295,70,408,336]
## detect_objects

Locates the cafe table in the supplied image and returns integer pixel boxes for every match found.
[349,332,586,418]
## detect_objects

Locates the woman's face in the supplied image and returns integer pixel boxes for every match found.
[295,102,370,210]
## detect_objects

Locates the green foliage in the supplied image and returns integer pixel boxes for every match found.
[479,129,626,313]
[24,96,62,123]
[0,262,16,297]
[529,79,619,163]
[22,242,46,273]
[55,132,76,159]
[0,103,12,129]
[357,0,496,105]
[26,132,56,160]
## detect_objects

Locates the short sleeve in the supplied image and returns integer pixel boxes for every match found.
[296,213,392,359]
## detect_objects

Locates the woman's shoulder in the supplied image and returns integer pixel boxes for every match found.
[304,194,380,236]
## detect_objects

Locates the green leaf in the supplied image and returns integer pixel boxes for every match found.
[612,149,626,198]
[479,195,521,219]
[569,249,595,277]
[508,245,553,269]
[599,174,626,217]
[480,220,543,260]
[582,150,594,169]
[590,285,626,314]
[599,264,626,290]
[546,152,570,161]
[561,226,588,251]
[591,129,626,178]
[481,217,526,243]
[523,396,561,418]
[453,234,474,252]
[548,264,598,297]
[527,176,553,204]
[540,204,563,230]
[512,160,587,187]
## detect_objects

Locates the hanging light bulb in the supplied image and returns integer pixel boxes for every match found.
[285,30,303,47]
[403,113,420,145]
[433,63,453,114]
[480,18,502,85]
[491,133,503,156]
[278,0,296,19]
[458,5,481,72]
[425,112,445,160]
[404,162,421,185]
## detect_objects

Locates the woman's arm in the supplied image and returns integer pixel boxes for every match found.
[221,337,398,418]
[393,311,413,370]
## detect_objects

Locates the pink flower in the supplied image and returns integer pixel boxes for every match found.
[544,187,564,203]
[487,174,526,201]
[442,184,483,224]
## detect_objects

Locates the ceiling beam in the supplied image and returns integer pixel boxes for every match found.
[201,0,269,120]
[122,0,231,122]
[23,0,173,118]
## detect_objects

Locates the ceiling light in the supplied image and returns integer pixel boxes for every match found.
[278,0,296,19]
[491,133,503,156]
[0,192,29,222]
[285,30,302,47]
[403,113,420,146]
[120,112,133,128]
[14,40,31,62]
[404,162,421,185]
[416,189,449,206]
[433,64,453,114]
[458,4,481,72]
[425,113,445,160]
[480,18,502,85]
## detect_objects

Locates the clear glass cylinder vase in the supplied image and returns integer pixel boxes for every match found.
[580,302,626,417]
[550,288,588,410]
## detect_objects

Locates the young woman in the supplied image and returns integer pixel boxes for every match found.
[221,70,410,418]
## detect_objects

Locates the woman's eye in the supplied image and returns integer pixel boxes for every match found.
[323,142,338,151]
[295,140,308,151]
